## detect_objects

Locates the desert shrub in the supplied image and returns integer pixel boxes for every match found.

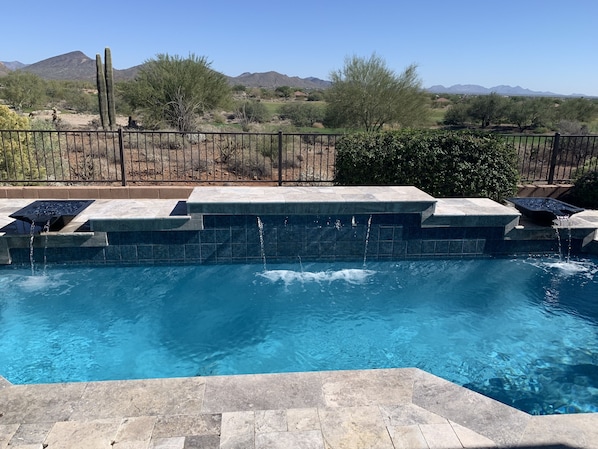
[215,135,244,163]
[307,91,325,101]
[335,129,519,201]
[147,132,186,150]
[235,100,271,125]
[564,170,598,209]
[254,134,278,159]
[443,103,469,126]
[0,105,45,182]
[279,103,326,127]
[557,120,588,135]
[29,119,68,180]
[225,148,272,180]
[571,156,598,181]
[211,111,225,124]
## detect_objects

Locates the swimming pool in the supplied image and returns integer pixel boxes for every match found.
[1,256,597,415]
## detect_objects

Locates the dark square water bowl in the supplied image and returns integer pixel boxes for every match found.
[9,200,94,231]
[508,197,584,226]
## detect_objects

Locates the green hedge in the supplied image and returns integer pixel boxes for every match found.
[335,129,519,201]
[564,170,598,209]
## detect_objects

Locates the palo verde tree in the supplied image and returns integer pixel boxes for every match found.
[120,53,231,131]
[468,92,508,128]
[0,71,46,111]
[504,97,554,131]
[325,53,429,132]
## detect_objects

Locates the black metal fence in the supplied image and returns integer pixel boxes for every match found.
[1,130,597,186]
[503,133,598,184]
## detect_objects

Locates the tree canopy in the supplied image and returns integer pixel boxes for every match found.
[443,94,598,132]
[0,71,46,111]
[324,54,429,132]
[119,54,231,131]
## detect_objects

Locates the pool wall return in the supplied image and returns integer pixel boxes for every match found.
[1,186,597,266]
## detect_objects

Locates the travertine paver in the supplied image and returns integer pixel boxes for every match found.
[419,423,464,448]
[255,409,287,433]
[0,424,19,449]
[450,422,497,448]
[320,368,414,407]
[44,419,121,449]
[319,406,394,449]
[149,436,185,449]
[255,429,324,449]
[202,372,325,413]
[286,408,320,431]
[518,414,598,449]
[387,425,429,449]
[4,422,54,447]
[151,414,220,439]
[219,411,254,449]
[71,377,205,420]
[380,403,448,426]
[412,369,530,446]
[0,382,87,424]
[113,416,157,448]
[1,369,597,448]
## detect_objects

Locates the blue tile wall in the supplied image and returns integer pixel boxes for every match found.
[8,212,569,266]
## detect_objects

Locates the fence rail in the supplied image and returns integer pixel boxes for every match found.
[503,133,598,184]
[1,129,597,186]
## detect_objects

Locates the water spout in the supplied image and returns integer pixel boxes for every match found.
[42,219,51,273]
[29,221,36,275]
[553,215,572,262]
[257,216,267,271]
[363,215,373,267]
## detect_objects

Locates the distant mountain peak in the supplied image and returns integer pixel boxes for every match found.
[1,60,26,71]
[227,71,330,89]
[427,84,566,97]
[4,50,139,82]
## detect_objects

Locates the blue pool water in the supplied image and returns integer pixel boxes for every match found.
[1,257,597,415]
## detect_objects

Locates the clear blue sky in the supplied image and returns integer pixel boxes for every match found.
[2,0,597,96]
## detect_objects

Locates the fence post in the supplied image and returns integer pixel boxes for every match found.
[118,128,127,186]
[547,132,560,184]
[278,130,283,186]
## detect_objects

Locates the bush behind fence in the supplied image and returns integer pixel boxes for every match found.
[1,129,597,186]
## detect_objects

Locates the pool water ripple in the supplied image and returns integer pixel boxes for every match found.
[1,257,597,415]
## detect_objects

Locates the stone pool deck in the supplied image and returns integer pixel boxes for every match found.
[2,368,598,449]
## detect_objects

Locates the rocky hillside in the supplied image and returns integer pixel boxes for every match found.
[12,51,140,82]
[1,51,329,89]
[227,71,330,89]
[0,62,9,76]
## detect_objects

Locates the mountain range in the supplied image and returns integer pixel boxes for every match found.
[0,51,586,96]
[0,51,329,89]
[427,84,586,97]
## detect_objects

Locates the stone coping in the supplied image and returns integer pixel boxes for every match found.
[187,186,438,215]
[0,368,596,448]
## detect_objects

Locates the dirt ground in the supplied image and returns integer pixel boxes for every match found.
[31,110,129,129]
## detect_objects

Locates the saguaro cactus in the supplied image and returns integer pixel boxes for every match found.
[95,48,116,130]
[95,54,109,129]
[104,48,116,130]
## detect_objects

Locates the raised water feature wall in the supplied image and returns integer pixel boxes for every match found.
[1,186,597,266]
